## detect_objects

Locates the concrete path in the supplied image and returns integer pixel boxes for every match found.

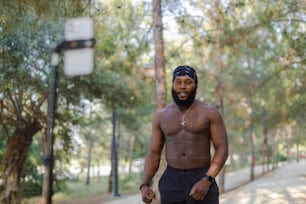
[103,161,306,204]
[220,161,306,204]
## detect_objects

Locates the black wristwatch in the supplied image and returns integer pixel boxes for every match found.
[203,175,215,184]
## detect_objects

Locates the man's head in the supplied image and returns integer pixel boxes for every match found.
[171,65,198,107]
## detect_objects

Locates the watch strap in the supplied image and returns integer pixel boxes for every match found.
[203,175,215,184]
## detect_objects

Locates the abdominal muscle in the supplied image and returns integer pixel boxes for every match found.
[160,103,212,169]
[164,134,212,169]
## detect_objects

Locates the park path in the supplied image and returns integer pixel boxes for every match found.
[103,161,306,204]
[220,161,306,204]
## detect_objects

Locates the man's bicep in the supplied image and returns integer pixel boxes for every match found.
[149,113,165,155]
[209,110,228,147]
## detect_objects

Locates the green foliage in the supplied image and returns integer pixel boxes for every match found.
[0,0,117,201]
[20,177,43,198]
[161,0,306,168]
[1,0,305,202]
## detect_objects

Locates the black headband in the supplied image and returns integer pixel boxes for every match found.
[172,65,198,85]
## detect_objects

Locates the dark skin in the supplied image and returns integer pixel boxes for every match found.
[141,75,228,203]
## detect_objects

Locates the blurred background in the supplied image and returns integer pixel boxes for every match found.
[0,0,305,203]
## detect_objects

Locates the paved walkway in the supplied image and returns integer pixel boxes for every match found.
[104,161,306,204]
[220,161,306,204]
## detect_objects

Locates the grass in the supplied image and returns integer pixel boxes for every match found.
[22,172,141,204]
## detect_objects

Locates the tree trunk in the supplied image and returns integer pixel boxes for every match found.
[86,139,94,185]
[97,159,101,180]
[271,130,276,169]
[272,129,281,169]
[108,168,112,193]
[110,110,120,196]
[152,0,166,203]
[247,95,256,181]
[262,126,269,173]
[296,132,300,162]
[213,0,226,194]
[1,120,41,204]
[153,0,166,109]
[286,125,292,162]
[128,133,136,177]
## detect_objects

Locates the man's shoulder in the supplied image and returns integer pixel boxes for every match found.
[153,104,178,118]
[197,101,220,115]
[152,104,175,123]
[156,103,175,114]
[197,100,217,109]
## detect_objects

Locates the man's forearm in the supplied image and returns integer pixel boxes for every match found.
[141,152,161,185]
[207,146,228,178]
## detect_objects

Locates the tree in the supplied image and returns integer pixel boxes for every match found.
[153,0,167,109]
[163,0,305,185]
[2,1,305,203]
[0,11,59,202]
[210,0,227,193]
[0,0,148,202]
[151,0,167,203]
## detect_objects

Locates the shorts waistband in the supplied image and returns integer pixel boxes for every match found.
[166,165,209,174]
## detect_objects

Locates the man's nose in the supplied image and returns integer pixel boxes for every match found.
[179,82,187,89]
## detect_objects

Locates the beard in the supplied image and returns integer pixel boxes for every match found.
[171,86,197,107]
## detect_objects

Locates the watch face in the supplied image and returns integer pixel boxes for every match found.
[208,176,214,183]
[204,175,214,183]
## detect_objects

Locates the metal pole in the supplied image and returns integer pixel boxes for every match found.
[44,56,58,204]
[44,45,62,204]
[111,110,120,196]
[43,33,94,202]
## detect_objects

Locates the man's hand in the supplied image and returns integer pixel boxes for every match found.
[141,186,155,204]
[189,178,211,200]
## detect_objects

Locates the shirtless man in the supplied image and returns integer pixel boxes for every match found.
[140,65,228,204]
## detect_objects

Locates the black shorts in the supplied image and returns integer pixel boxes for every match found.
[158,165,219,204]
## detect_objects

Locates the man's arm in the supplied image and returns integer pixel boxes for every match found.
[189,107,228,200]
[206,107,229,178]
[141,111,165,188]
[189,108,228,200]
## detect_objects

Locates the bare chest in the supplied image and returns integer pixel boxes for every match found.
[159,109,210,138]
